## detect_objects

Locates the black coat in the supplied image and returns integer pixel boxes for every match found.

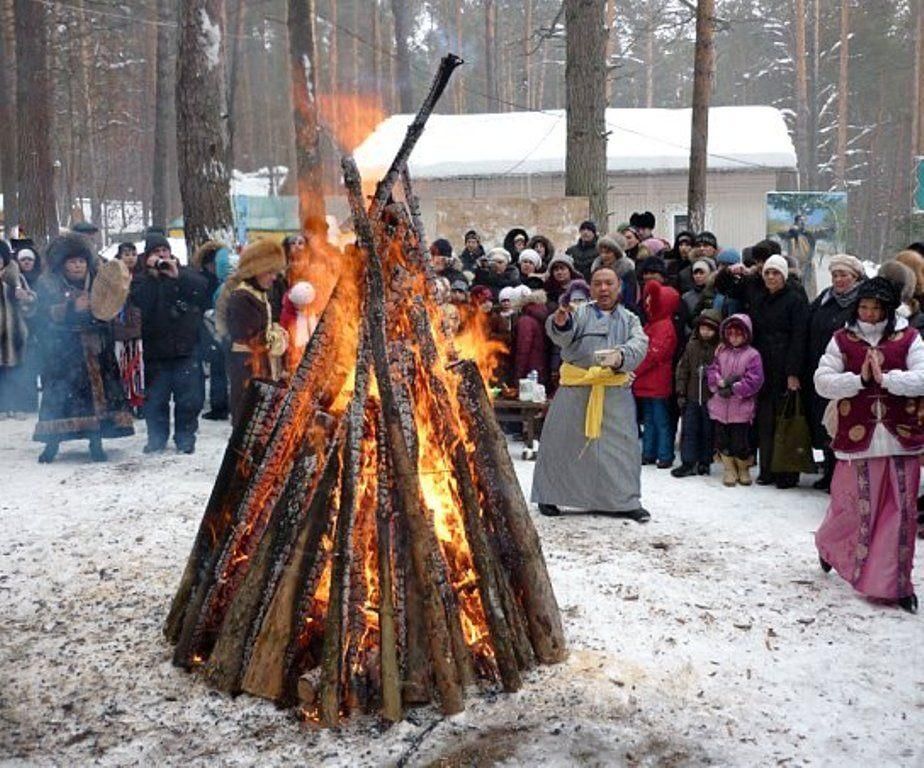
[566,239,599,281]
[472,265,521,299]
[804,287,860,445]
[131,266,210,361]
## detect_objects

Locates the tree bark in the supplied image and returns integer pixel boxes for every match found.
[175,0,234,254]
[392,0,414,112]
[913,0,923,157]
[0,0,17,234]
[287,0,326,226]
[807,0,820,190]
[484,0,499,110]
[226,0,246,170]
[605,0,618,106]
[793,0,809,190]
[687,0,715,234]
[14,0,57,247]
[151,0,172,231]
[565,0,608,229]
[834,0,849,188]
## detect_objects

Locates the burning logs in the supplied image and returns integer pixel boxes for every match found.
[164,53,565,726]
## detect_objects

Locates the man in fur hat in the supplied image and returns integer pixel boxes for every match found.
[131,234,210,454]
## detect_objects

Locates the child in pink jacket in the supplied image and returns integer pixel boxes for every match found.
[707,314,765,486]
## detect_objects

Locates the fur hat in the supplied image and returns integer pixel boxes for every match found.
[750,239,782,263]
[630,211,656,231]
[597,236,626,259]
[486,247,511,266]
[639,256,667,276]
[547,253,578,275]
[561,279,591,306]
[762,254,789,276]
[895,249,924,296]
[46,233,93,273]
[498,286,518,303]
[857,276,900,312]
[827,253,865,279]
[236,238,286,281]
[879,260,916,304]
[517,248,542,269]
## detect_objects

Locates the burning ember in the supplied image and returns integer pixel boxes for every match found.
[164,55,565,727]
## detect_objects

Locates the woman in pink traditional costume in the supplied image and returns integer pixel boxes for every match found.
[813,276,924,613]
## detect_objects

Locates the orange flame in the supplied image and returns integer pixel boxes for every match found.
[318,93,385,153]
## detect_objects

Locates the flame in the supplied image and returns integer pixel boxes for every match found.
[446,307,509,391]
[318,92,385,153]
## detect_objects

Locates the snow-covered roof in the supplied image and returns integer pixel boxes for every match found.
[354,106,797,179]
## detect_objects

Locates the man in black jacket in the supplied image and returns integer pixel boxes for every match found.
[566,220,599,281]
[131,235,210,454]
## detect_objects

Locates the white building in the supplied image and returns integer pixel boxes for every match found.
[355,106,798,250]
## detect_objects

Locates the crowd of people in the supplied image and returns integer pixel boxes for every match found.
[0,211,922,614]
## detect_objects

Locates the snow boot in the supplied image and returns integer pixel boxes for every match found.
[734,457,752,486]
[671,462,696,478]
[38,442,59,464]
[696,461,711,475]
[898,594,918,614]
[538,504,561,518]
[720,455,737,487]
[819,555,832,573]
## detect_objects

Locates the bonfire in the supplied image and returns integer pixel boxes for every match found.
[164,55,566,727]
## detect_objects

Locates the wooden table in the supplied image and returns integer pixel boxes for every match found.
[492,398,549,458]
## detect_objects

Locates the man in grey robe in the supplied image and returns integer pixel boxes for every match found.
[530,266,651,521]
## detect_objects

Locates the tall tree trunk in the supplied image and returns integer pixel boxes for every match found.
[454,0,465,112]
[75,0,101,229]
[151,0,172,231]
[175,0,234,253]
[914,0,924,157]
[484,0,499,110]
[287,0,325,226]
[834,0,849,188]
[565,0,608,229]
[807,0,820,189]
[524,0,533,109]
[687,0,715,234]
[605,0,617,106]
[793,0,809,190]
[14,0,57,247]
[0,0,17,234]
[392,0,414,112]
[227,0,246,168]
[644,21,654,108]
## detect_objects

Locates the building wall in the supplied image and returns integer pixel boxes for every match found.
[413,171,779,251]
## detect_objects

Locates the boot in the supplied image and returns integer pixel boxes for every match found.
[819,555,832,573]
[696,461,711,475]
[720,455,737,487]
[734,457,752,486]
[89,437,107,462]
[38,442,59,464]
[670,463,696,478]
[538,504,561,517]
[898,594,918,614]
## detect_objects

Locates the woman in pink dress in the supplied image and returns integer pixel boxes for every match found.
[813,276,924,613]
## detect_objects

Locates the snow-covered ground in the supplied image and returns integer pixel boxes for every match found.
[1,416,922,767]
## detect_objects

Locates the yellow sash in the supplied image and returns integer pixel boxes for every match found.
[559,362,631,440]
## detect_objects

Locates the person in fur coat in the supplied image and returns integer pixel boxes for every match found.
[0,242,30,416]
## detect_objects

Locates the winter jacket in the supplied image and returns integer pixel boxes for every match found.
[458,244,485,274]
[681,285,705,319]
[513,296,550,385]
[131,266,210,361]
[633,281,681,398]
[707,315,765,424]
[472,264,521,300]
[527,235,556,270]
[675,327,719,405]
[503,228,529,263]
[566,238,599,281]
[717,270,809,398]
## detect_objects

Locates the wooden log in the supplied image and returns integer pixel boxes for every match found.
[455,359,567,665]
[344,155,464,715]
[400,168,428,252]
[202,416,340,693]
[317,326,373,726]
[241,447,341,703]
[165,380,284,652]
[375,410,402,722]
[368,53,463,223]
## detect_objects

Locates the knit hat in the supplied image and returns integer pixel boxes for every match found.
[561,279,591,306]
[236,238,286,280]
[464,229,479,242]
[594,236,623,259]
[695,231,718,249]
[517,248,542,269]
[762,254,789,276]
[547,253,578,277]
[71,220,99,234]
[691,259,714,274]
[717,248,742,266]
[450,279,469,294]
[470,285,493,305]
[514,284,533,301]
[16,248,36,261]
[640,237,668,257]
[498,286,518,303]
[430,238,453,258]
[827,253,865,278]
[639,256,667,276]
[578,220,597,235]
[144,233,171,256]
[630,211,656,231]
[486,247,511,266]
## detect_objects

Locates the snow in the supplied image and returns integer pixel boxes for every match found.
[354,106,799,180]
[1,416,921,766]
[231,166,290,197]
[199,8,222,72]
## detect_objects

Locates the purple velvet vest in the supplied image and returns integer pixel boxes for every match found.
[831,327,924,453]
